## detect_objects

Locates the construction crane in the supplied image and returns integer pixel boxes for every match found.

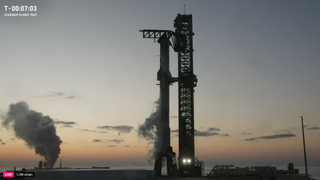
[140,14,199,177]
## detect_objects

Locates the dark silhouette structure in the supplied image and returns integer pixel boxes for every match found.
[140,14,200,177]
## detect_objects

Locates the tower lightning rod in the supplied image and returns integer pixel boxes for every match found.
[301,116,309,180]
[184,4,185,14]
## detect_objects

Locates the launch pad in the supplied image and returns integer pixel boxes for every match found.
[140,14,201,177]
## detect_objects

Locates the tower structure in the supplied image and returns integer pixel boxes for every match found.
[174,14,197,176]
[140,13,198,177]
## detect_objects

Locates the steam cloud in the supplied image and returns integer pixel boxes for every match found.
[137,97,162,164]
[1,101,62,168]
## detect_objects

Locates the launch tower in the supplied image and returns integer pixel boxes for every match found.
[140,14,200,177]
[174,14,198,177]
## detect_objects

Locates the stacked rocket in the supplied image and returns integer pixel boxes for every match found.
[154,34,177,176]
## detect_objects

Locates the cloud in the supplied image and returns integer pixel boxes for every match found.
[259,134,296,139]
[77,129,97,133]
[244,133,296,141]
[54,120,76,127]
[77,129,107,133]
[195,131,220,137]
[92,139,102,142]
[44,91,65,97]
[171,129,178,133]
[108,145,116,147]
[307,127,320,130]
[65,96,77,99]
[239,132,253,135]
[54,120,76,125]
[108,139,124,143]
[276,129,291,134]
[93,139,123,144]
[38,92,81,99]
[97,125,134,135]
[1,143,5,145]
[207,127,220,132]
[171,127,228,137]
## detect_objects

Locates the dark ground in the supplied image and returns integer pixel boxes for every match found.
[155,177,239,180]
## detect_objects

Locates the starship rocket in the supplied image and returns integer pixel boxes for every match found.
[154,34,176,176]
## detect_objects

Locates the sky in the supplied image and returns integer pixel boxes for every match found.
[0,0,320,168]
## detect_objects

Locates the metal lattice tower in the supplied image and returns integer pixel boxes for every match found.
[140,13,198,177]
[174,14,197,176]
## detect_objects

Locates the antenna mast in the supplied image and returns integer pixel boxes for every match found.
[301,116,309,180]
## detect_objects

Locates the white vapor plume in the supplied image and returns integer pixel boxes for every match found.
[1,101,62,168]
[138,96,163,164]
